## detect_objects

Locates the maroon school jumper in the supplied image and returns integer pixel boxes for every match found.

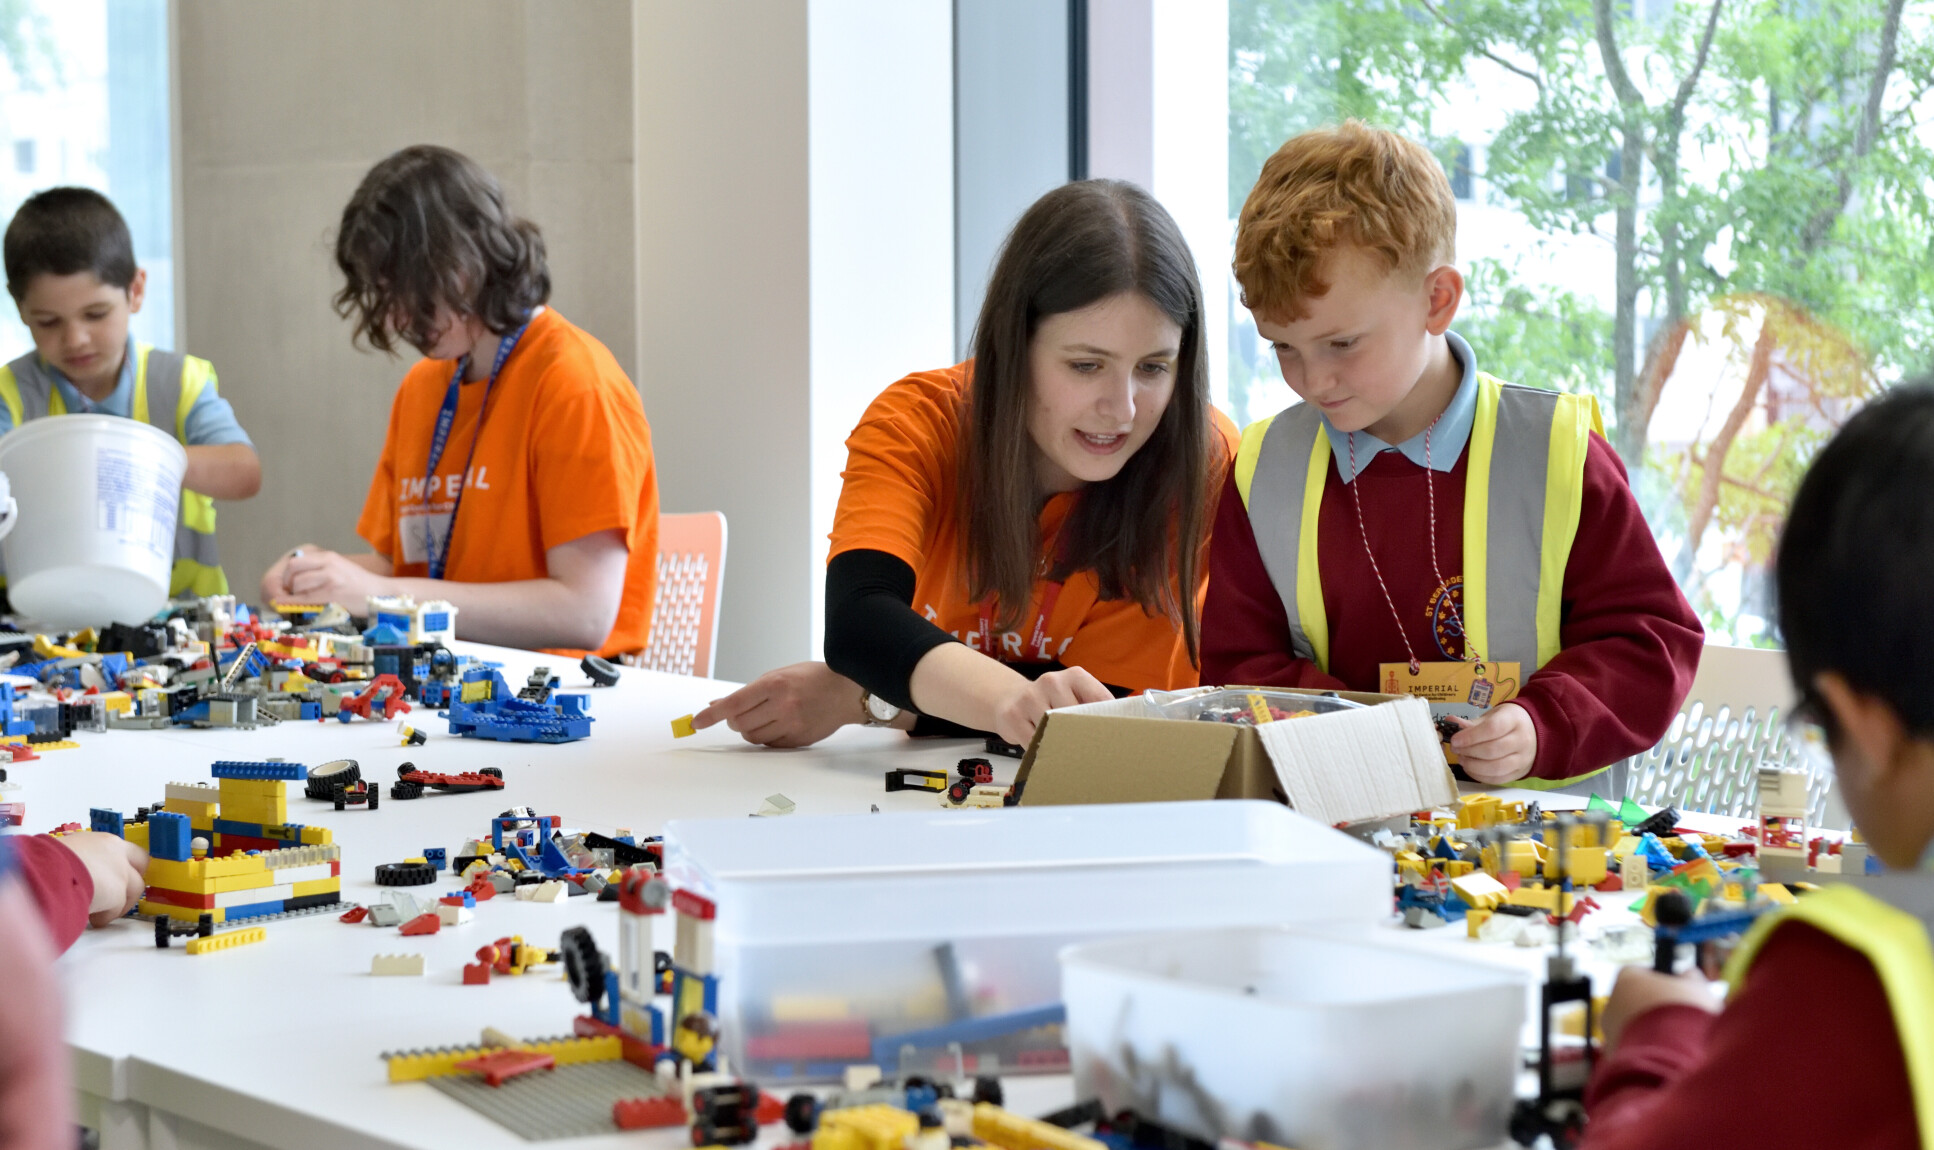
[13,834,92,951]
[1201,429,1702,781]
[1582,922,1917,1147]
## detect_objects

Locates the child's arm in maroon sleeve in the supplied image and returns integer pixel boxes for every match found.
[1509,434,1704,779]
[12,834,93,953]
[1582,924,1915,1148]
[1201,470,1345,690]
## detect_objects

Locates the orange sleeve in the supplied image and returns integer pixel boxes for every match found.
[528,363,653,553]
[827,370,960,569]
[356,370,418,563]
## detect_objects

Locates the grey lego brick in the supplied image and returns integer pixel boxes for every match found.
[420,1057,673,1140]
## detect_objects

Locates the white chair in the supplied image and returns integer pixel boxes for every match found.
[1622,642,1844,828]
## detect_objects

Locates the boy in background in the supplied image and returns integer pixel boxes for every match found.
[1583,382,1934,1148]
[1204,121,1702,786]
[0,187,260,596]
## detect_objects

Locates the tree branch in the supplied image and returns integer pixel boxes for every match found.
[1670,0,1726,121]
[1415,0,1543,94]
[1802,0,1906,251]
[1592,0,1644,111]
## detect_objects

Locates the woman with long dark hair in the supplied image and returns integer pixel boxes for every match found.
[694,180,1235,748]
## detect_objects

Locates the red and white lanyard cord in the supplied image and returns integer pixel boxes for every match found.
[1344,418,1480,675]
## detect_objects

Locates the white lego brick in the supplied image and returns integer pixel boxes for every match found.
[435,903,474,926]
[270,863,333,886]
[165,782,222,803]
[214,883,294,909]
[370,953,425,976]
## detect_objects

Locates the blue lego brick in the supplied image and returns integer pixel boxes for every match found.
[209,760,305,780]
[170,702,210,724]
[90,808,125,836]
[422,611,450,633]
[298,702,321,720]
[100,653,129,681]
[424,848,446,871]
[222,897,288,921]
[148,812,192,862]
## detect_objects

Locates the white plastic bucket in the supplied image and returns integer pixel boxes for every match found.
[0,414,186,628]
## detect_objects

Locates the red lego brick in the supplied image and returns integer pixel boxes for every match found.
[463,962,491,985]
[613,1096,686,1130]
[399,912,441,936]
[145,887,217,910]
[467,879,496,901]
[454,1048,554,1087]
[754,1091,787,1125]
[574,1015,664,1069]
[339,906,370,923]
[670,889,716,920]
[330,860,341,876]
[744,1021,873,1061]
[439,894,467,906]
[1593,875,1624,892]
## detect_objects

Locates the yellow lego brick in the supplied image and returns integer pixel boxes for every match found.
[218,778,286,797]
[1457,794,1500,829]
[1610,834,1641,859]
[671,713,697,738]
[1502,840,1545,878]
[299,825,333,845]
[973,1103,1106,1150]
[4,737,77,750]
[100,692,132,714]
[1466,907,1493,938]
[186,927,265,955]
[384,1035,620,1083]
[140,901,227,924]
[1444,859,1475,878]
[124,822,151,851]
[1506,886,1577,916]
[144,859,203,890]
[291,876,341,898]
[816,1105,920,1150]
[163,799,220,823]
[461,679,494,703]
[1566,846,1609,887]
[1758,882,1798,905]
[1450,871,1510,910]
[221,798,288,824]
[210,869,277,894]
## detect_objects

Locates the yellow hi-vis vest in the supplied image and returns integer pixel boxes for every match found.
[0,344,229,597]
[1233,374,1604,788]
[1725,877,1934,1148]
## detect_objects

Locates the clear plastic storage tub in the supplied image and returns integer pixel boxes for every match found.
[1145,687,1364,726]
[662,801,1388,1082]
[1061,927,1528,1150]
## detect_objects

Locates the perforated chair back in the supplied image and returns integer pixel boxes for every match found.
[1624,642,1841,827]
[638,512,726,678]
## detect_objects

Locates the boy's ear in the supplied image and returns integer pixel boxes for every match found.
[127,268,146,315]
[1422,265,1463,336]
[1816,671,1910,781]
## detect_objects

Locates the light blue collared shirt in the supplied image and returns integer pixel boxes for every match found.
[1322,330,1477,484]
[0,337,251,446]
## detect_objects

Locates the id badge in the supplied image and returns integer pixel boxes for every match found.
[1379,660,1521,764]
[399,509,453,567]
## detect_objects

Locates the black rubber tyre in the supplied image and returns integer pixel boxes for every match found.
[581,654,621,687]
[559,926,607,1006]
[374,861,435,886]
[396,762,417,779]
[479,767,504,779]
[390,780,424,800]
[368,785,379,811]
[333,783,347,811]
[784,1094,819,1134]
[304,759,360,800]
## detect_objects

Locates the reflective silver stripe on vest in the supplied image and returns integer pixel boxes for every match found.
[1483,384,1559,669]
[145,348,185,436]
[1245,403,1325,664]
[1243,384,1565,670]
[4,350,58,420]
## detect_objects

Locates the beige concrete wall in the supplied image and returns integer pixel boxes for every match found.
[175,0,636,599]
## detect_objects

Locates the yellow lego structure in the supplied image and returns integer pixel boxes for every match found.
[972,1102,1108,1150]
[813,1106,920,1150]
[185,926,265,955]
[384,1035,621,1083]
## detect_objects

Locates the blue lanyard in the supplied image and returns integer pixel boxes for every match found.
[424,320,529,579]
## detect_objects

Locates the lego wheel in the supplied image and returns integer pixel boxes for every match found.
[390,780,424,800]
[303,758,360,800]
[479,767,504,779]
[396,762,418,779]
[333,783,347,811]
[971,1076,1003,1107]
[375,861,435,886]
[368,785,379,811]
[581,654,621,687]
[559,926,607,1006]
[783,1094,819,1134]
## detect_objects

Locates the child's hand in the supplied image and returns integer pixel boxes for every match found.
[56,831,149,927]
[281,548,382,604]
[259,543,324,605]
[693,661,865,748]
[1450,701,1538,783]
[1600,966,1721,1051]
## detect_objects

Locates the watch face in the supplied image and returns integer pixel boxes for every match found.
[867,695,900,723]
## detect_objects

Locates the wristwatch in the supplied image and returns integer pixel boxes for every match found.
[862,690,902,727]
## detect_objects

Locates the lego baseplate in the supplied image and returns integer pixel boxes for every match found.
[133,898,344,930]
[420,1058,673,1141]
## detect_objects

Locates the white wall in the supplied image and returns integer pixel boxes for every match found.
[1088,0,1230,408]
[636,1,954,681]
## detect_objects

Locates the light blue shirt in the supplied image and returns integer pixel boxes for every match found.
[1322,330,1477,484]
[0,338,252,446]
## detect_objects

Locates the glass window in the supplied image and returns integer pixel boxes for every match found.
[0,0,173,361]
[1228,0,1934,646]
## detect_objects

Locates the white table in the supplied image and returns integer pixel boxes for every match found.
[22,643,1051,1150]
[17,646,1742,1150]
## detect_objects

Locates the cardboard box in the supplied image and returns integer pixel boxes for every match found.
[1014,685,1456,825]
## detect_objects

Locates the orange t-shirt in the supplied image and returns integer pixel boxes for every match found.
[828,362,1238,692]
[356,307,659,658]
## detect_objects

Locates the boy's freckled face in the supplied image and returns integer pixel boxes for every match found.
[1254,246,1441,440]
[17,269,144,395]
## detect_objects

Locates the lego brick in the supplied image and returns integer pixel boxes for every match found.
[371,953,426,976]
[165,782,222,804]
[273,863,334,886]
[299,825,333,845]
[141,900,227,925]
[215,777,286,798]
[90,808,125,836]
[291,876,342,899]
[670,713,696,738]
[220,798,288,826]
[148,812,193,862]
[222,896,292,921]
[163,800,220,823]
[145,887,217,911]
[185,927,265,955]
[209,760,305,780]
[384,1035,622,1083]
[436,903,474,926]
